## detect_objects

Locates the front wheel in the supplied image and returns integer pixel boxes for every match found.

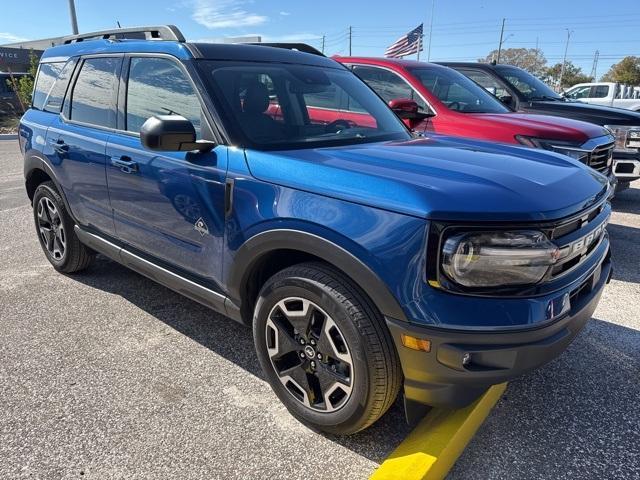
[253,262,401,435]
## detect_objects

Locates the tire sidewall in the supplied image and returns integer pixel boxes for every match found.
[32,183,72,270]
[253,273,373,433]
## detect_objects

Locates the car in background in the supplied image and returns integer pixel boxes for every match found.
[439,62,640,190]
[335,56,616,182]
[564,82,640,111]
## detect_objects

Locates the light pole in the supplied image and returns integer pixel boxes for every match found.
[558,29,573,90]
[68,0,79,34]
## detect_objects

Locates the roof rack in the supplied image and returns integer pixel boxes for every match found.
[63,25,185,44]
[244,43,325,57]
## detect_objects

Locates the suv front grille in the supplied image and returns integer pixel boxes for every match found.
[548,200,610,279]
[584,141,614,174]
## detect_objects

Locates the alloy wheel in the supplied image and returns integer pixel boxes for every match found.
[37,197,66,261]
[265,297,354,412]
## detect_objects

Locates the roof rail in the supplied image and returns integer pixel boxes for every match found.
[244,43,325,57]
[63,25,185,44]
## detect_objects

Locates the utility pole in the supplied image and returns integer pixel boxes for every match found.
[558,29,573,90]
[68,0,79,34]
[590,50,600,80]
[348,26,352,56]
[427,0,435,61]
[496,18,505,64]
[321,35,325,54]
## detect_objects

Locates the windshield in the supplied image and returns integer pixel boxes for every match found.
[409,67,509,114]
[197,61,411,150]
[495,66,562,101]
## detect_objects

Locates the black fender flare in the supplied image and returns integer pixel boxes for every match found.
[24,151,77,222]
[227,229,408,322]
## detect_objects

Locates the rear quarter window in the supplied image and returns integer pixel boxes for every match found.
[32,62,64,110]
[43,59,78,113]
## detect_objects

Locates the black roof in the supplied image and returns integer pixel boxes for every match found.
[190,43,341,69]
[436,62,509,70]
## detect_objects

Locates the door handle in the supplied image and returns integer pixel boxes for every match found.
[50,139,69,154]
[110,156,139,174]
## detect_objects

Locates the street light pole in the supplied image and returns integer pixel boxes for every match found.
[496,18,505,63]
[68,0,79,34]
[558,29,573,90]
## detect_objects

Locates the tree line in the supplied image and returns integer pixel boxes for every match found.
[479,48,640,88]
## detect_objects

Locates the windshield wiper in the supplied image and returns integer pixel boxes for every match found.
[529,95,561,102]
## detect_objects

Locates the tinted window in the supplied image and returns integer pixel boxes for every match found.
[200,62,409,149]
[70,57,120,128]
[352,65,429,112]
[43,59,77,113]
[33,63,63,110]
[592,85,609,98]
[409,67,509,113]
[458,69,510,98]
[126,57,202,136]
[494,66,561,101]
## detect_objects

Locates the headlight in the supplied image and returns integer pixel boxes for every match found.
[604,125,640,152]
[441,230,559,288]
[515,135,589,162]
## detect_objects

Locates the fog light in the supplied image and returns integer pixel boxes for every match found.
[401,334,431,352]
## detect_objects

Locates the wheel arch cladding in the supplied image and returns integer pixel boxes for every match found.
[228,229,409,325]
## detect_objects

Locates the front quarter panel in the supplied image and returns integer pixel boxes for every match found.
[223,148,429,322]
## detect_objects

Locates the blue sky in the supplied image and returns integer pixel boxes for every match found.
[2,0,639,78]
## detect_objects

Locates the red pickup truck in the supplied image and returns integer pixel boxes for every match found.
[334,57,615,177]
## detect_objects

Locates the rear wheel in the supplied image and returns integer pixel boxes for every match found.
[253,262,401,435]
[32,182,94,273]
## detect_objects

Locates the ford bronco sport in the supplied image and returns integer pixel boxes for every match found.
[20,26,612,435]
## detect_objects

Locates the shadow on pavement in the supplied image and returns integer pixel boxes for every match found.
[67,255,411,464]
[606,222,640,284]
[449,317,640,479]
[611,184,640,215]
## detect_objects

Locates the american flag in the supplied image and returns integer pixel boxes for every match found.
[385,24,424,58]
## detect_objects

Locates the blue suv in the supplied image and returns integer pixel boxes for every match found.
[20,26,612,434]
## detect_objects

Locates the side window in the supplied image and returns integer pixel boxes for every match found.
[566,85,592,99]
[32,62,64,110]
[592,85,609,98]
[69,57,120,128]
[43,59,77,113]
[461,69,509,98]
[126,57,202,136]
[352,65,428,112]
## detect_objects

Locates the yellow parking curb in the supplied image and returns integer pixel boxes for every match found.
[370,383,507,480]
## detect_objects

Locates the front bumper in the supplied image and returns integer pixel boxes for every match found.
[386,249,612,410]
[613,158,640,182]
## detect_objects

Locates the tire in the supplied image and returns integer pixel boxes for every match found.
[253,262,402,435]
[32,181,94,273]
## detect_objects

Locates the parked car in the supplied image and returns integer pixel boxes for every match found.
[440,62,640,190]
[20,26,613,434]
[564,82,640,111]
[335,57,616,182]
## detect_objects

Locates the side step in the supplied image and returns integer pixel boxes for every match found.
[74,226,242,323]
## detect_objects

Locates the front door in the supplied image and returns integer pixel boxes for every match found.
[106,56,227,284]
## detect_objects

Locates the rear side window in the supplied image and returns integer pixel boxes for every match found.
[69,57,120,128]
[126,57,202,136]
[32,62,64,110]
[592,85,609,98]
[43,59,78,113]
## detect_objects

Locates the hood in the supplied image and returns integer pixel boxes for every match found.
[471,112,609,143]
[245,136,609,222]
[526,100,640,126]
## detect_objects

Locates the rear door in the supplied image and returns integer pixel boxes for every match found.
[105,55,227,284]
[46,55,122,236]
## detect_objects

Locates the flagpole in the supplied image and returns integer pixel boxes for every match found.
[427,0,435,61]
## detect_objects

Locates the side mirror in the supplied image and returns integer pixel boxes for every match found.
[140,115,214,152]
[498,94,514,107]
[388,98,434,118]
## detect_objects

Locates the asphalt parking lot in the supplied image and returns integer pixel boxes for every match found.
[1,137,638,480]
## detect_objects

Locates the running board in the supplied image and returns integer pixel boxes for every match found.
[74,226,243,323]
